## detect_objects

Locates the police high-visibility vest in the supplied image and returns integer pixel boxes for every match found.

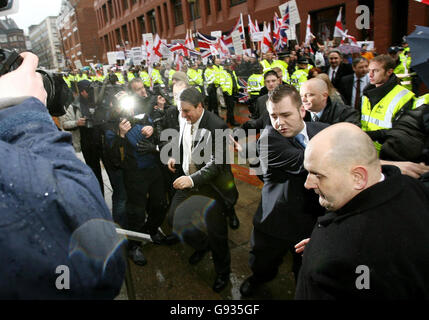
[127,72,136,82]
[414,94,429,109]
[394,56,412,91]
[151,69,165,87]
[260,59,274,73]
[290,69,308,91]
[361,85,415,151]
[139,71,151,87]
[204,67,215,85]
[168,69,176,86]
[220,70,239,96]
[247,73,265,96]
[115,72,125,84]
[213,65,224,87]
[75,74,89,82]
[187,68,203,87]
[63,75,71,88]
[271,60,289,82]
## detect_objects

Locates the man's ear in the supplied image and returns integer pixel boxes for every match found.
[351,166,369,191]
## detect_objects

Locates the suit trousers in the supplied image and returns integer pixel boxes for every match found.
[168,186,231,275]
[223,93,236,124]
[249,227,302,285]
[206,84,218,115]
[124,164,167,235]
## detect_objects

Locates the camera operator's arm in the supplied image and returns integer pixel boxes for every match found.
[0,53,125,299]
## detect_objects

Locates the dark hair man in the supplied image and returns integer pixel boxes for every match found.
[239,84,327,297]
[337,57,370,110]
[166,87,239,293]
[295,123,429,299]
[324,49,353,89]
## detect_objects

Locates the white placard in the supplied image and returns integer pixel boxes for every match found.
[116,51,126,60]
[74,60,82,69]
[231,30,244,56]
[107,52,117,65]
[279,2,288,18]
[211,31,222,39]
[251,31,263,42]
[288,0,301,25]
[357,41,374,50]
[142,33,153,48]
[287,24,297,41]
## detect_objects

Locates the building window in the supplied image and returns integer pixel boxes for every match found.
[149,10,157,33]
[108,0,114,19]
[216,0,221,11]
[189,0,201,20]
[172,0,184,26]
[122,24,129,42]
[115,28,121,45]
[138,15,146,34]
[102,4,108,23]
[163,3,169,30]
[230,0,246,6]
[122,0,128,10]
[132,0,137,5]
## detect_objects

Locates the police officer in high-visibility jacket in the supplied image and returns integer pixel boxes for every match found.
[247,64,265,118]
[168,65,176,88]
[187,62,204,92]
[389,46,413,92]
[260,52,275,74]
[290,57,309,91]
[204,59,218,115]
[271,53,290,83]
[220,60,240,126]
[139,66,151,89]
[150,62,165,94]
[362,55,415,152]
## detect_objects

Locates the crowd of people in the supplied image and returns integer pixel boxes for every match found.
[43,37,429,298]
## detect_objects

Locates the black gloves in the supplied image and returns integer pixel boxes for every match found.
[136,139,158,154]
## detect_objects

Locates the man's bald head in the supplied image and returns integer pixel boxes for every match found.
[309,123,379,170]
[300,78,329,113]
[304,123,382,211]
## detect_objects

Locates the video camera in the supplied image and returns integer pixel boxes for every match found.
[0,49,73,117]
[112,91,150,127]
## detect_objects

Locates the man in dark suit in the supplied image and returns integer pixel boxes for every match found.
[337,57,370,111]
[239,84,327,297]
[295,123,429,299]
[300,78,361,126]
[166,87,239,293]
[324,49,353,89]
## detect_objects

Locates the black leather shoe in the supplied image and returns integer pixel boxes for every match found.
[150,231,167,245]
[228,211,240,230]
[213,273,230,292]
[164,234,180,245]
[128,246,147,266]
[188,249,209,265]
[240,277,260,297]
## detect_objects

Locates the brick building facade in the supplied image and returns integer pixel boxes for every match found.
[57,0,103,70]
[0,17,26,52]
[92,0,429,65]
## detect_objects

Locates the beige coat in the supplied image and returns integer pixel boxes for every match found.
[61,104,82,152]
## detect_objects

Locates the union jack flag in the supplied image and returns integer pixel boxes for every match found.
[238,78,250,103]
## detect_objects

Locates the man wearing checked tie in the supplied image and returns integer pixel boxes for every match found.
[240,84,329,297]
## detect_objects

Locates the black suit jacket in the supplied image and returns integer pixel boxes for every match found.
[174,110,239,209]
[254,123,328,240]
[324,63,353,89]
[337,74,355,106]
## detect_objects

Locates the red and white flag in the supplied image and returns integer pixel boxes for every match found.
[150,34,163,65]
[415,0,429,5]
[261,22,272,54]
[334,8,358,45]
[185,29,195,50]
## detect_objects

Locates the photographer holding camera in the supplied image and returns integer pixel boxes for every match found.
[0,52,125,299]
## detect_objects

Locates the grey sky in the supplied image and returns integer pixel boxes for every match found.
[6,0,62,34]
